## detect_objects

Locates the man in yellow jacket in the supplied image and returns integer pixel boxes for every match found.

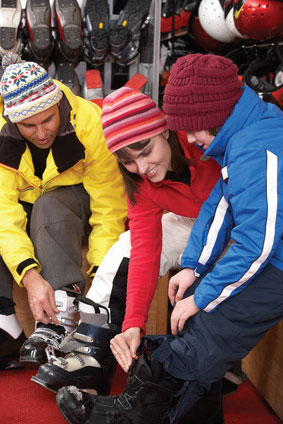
[0,53,127,369]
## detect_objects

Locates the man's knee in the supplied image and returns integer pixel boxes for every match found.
[31,192,82,230]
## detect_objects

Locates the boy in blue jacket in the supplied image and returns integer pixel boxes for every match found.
[56,54,283,424]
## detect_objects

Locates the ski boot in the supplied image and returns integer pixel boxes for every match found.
[55,62,81,95]
[124,73,148,91]
[24,0,54,67]
[19,289,78,368]
[31,296,116,395]
[0,312,26,370]
[0,0,23,58]
[82,68,104,107]
[83,0,110,67]
[182,0,198,12]
[0,328,26,370]
[56,340,183,424]
[109,0,152,66]
[54,0,82,64]
[161,0,180,33]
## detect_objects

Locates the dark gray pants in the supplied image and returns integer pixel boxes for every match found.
[152,263,283,423]
[0,184,91,301]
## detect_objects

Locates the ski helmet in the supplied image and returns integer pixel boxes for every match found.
[234,0,283,40]
[224,0,246,38]
[199,0,237,42]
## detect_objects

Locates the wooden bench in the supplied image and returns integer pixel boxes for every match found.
[13,245,170,337]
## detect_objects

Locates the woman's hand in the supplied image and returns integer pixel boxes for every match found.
[170,295,200,335]
[168,268,197,305]
[110,327,141,372]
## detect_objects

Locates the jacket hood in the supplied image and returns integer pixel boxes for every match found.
[204,86,273,160]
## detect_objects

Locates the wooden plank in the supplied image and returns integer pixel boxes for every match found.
[146,272,169,335]
[242,321,283,420]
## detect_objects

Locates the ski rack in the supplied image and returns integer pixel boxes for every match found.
[102,0,161,103]
[18,0,161,103]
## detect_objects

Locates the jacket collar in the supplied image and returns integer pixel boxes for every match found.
[0,84,85,174]
[204,86,267,161]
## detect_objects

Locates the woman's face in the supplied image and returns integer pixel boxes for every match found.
[119,131,172,183]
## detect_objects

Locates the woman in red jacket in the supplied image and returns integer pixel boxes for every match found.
[35,87,221,419]
[101,87,221,362]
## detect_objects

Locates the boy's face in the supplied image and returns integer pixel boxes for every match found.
[16,103,61,149]
[186,130,215,150]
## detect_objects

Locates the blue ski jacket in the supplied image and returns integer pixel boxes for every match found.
[181,86,283,312]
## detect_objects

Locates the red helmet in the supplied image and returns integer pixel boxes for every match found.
[234,0,283,40]
[224,0,246,37]
[189,15,228,51]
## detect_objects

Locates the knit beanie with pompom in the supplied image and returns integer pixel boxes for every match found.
[0,52,62,123]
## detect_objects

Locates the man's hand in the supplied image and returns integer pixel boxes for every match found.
[110,327,141,373]
[22,268,59,325]
[168,268,197,305]
[170,295,200,335]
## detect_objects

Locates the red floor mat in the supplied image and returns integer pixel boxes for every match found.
[0,366,281,423]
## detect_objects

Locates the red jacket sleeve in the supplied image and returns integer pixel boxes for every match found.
[122,189,163,334]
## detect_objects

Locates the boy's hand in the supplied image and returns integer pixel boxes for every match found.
[168,268,197,305]
[170,295,200,335]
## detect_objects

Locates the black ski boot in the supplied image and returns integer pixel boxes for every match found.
[31,296,115,395]
[24,0,54,67]
[109,0,152,66]
[19,323,67,368]
[19,289,78,368]
[54,0,82,64]
[0,328,26,370]
[56,349,183,424]
[83,0,110,67]
[0,0,23,58]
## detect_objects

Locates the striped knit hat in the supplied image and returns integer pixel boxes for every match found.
[101,87,167,153]
[0,52,62,123]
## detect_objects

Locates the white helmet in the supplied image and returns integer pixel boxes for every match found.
[224,0,246,38]
[199,0,237,43]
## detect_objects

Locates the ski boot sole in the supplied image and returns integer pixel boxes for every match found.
[55,0,81,50]
[56,62,80,95]
[26,0,51,51]
[109,0,152,62]
[31,363,112,395]
[85,0,109,61]
[0,0,22,52]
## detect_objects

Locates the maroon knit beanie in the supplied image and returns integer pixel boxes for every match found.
[163,54,244,132]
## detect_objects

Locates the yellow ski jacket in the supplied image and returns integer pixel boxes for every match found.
[0,82,127,285]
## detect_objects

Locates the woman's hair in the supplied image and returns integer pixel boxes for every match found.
[116,131,194,206]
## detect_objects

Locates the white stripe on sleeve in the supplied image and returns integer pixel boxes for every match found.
[204,150,278,312]
[198,196,229,265]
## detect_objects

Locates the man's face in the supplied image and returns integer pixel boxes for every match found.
[16,103,61,149]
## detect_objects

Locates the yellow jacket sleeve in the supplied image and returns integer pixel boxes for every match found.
[0,166,40,284]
